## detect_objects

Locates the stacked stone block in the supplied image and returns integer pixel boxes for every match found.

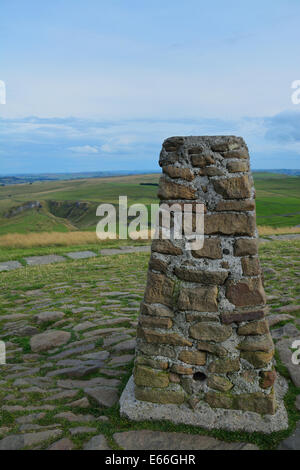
[134,136,277,415]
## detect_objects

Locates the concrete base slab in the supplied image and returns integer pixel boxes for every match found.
[120,375,289,434]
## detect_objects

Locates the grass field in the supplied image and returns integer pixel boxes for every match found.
[0,172,299,241]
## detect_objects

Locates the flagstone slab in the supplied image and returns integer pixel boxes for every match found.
[0,261,22,272]
[65,251,97,260]
[113,430,258,450]
[25,255,66,266]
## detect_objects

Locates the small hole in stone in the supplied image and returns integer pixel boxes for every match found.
[223,249,230,255]
[193,372,207,382]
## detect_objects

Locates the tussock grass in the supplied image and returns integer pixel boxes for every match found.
[0,231,100,248]
[0,229,154,248]
[0,226,299,248]
[258,225,300,236]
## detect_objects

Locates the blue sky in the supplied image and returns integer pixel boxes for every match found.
[1,0,300,173]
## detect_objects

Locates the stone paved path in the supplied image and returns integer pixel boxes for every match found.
[0,246,150,272]
[0,239,299,449]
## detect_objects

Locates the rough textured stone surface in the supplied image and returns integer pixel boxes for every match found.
[241,257,261,276]
[241,350,275,368]
[113,430,258,450]
[83,434,111,450]
[178,286,218,312]
[152,239,183,255]
[144,272,174,307]
[48,438,75,450]
[127,135,278,423]
[174,266,228,285]
[30,330,71,352]
[208,358,240,373]
[34,311,65,324]
[158,177,196,200]
[192,238,222,259]
[178,350,206,365]
[163,165,194,181]
[189,322,232,342]
[215,200,255,212]
[237,319,269,336]
[139,315,172,329]
[213,176,251,199]
[204,213,255,236]
[65,251,96,260]
[234,238,258,256]
[207,375,233,392]
[221,309,265,324]
[227,161,250,173]
[84,387,119,408]
[134,365,169,388]
[278,422,300,450]
[138,327,192,347]
[135,385,185,405]
[120,376,288,433]
[226,278,266,307]
[140,302,174,318]
[206,391,276,414]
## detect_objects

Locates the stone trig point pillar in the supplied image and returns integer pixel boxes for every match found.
[120,136,288,433]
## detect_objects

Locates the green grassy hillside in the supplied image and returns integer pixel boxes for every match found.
[0,172,299,235]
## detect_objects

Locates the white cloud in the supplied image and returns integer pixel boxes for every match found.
[68,145,99,154]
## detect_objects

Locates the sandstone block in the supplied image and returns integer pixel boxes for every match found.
[207,375,233,392]
[192,238,222,259]
[152,239,183,255]
[240,350,274,368]
[227,161,249,172]
[174,267,228,285]
[260,370,277,389]
[144,272,175,307]
[138,327,192,347]
[189,322,232,343]
[139,315,173,329]
[241,257,261,276]
[135,355,169,370]
[149,256,169,274]
[234,238,258,256]
[171,364,193,375]
[191,154,215,168]
[163,166,194,181]
[134,365,169,388]
[135,386,185,405]
[221,309,265,324]
[140,302,174,318]
[222,147,249,159]
[163,137,184,152]
[213,176,251,199]
[237,319,269,336]
[208,358,240,373]
[197,341,228,357]
[226,278,266,307]
[178,286,218,312]
[215,200,255,212]
[158,177,196,200]
[178,350,206,366]
[238,334,274,352]
[205,213,256,236]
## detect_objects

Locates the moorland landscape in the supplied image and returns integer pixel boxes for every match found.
[0,171,299,450]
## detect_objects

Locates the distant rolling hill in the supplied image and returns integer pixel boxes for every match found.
[0,172,299,235]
